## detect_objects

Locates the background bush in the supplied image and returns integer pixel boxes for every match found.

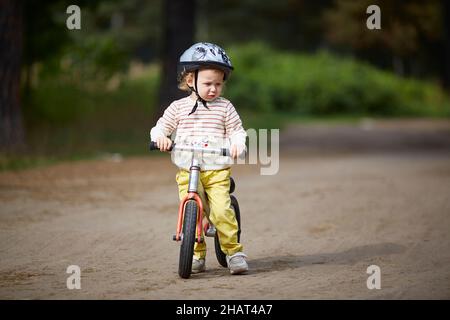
[19,43,450,161]
[226,43,450,117]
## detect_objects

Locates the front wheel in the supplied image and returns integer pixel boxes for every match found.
[215,195,241,268]
[178,200,198,279]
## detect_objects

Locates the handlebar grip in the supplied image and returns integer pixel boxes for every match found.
[149,141,175,151]
[149,141,159,151]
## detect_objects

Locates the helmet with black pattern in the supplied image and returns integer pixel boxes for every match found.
[178,42,233,81]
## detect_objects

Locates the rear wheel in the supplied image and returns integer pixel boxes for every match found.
[178,200,198,278]
[215,195,241,267]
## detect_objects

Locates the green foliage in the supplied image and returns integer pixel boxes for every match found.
[25,43,450,139]
[226,43,450,117]
[0,154,59,172]
[12,43,449,172]
[23,65,160,157]
[25,79,90,125]
[61,35,128,81]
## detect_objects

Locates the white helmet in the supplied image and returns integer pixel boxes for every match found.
[178,42,233,80]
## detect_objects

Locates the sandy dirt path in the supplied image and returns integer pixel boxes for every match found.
[1,119,450,299]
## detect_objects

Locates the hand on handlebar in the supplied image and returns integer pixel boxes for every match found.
[155,136,173,152]
[150,139,244,159]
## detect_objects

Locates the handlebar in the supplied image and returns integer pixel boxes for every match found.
[149,141,174,152]
[149,141,230,157]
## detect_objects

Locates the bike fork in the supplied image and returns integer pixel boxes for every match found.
[173,155,204,243]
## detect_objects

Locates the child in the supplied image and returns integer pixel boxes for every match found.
[150,42,248,275]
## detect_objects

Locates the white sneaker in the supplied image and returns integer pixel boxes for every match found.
[226,252,249,275]
[192,258,206,273]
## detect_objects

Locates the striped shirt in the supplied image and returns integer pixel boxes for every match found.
[150,96,247,170]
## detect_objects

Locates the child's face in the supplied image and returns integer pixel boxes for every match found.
[188,69,225,101]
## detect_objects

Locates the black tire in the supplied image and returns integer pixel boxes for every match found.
[178,200,198,279]
[215,195,241,268]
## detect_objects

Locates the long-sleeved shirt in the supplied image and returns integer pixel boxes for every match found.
[150,96,247,171]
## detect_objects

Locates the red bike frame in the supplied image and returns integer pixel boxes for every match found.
[174,192,204,243]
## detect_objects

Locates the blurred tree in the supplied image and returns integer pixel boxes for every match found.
[157,0,196,118]
[81,0,162,63]
[0,0,25,150]
[21,1,107,99]
[203,0,332,51]
[442,0,450,90]
[1,0,106,149]
[323,0,444,80]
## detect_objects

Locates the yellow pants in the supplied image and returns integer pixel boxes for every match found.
[175,168,243,259]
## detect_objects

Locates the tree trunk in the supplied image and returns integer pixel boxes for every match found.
[442,0,450,90]
[0,0,25,151]
[156,0,196,121]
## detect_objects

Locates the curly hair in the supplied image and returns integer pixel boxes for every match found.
[177,71,194,92]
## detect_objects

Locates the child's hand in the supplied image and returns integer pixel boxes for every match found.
[156,136,172,152]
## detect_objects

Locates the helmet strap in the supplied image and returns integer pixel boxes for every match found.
[188,70,209,116]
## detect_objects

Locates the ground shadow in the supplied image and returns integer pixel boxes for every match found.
[197,242,405,278]
[247,242,406,274]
